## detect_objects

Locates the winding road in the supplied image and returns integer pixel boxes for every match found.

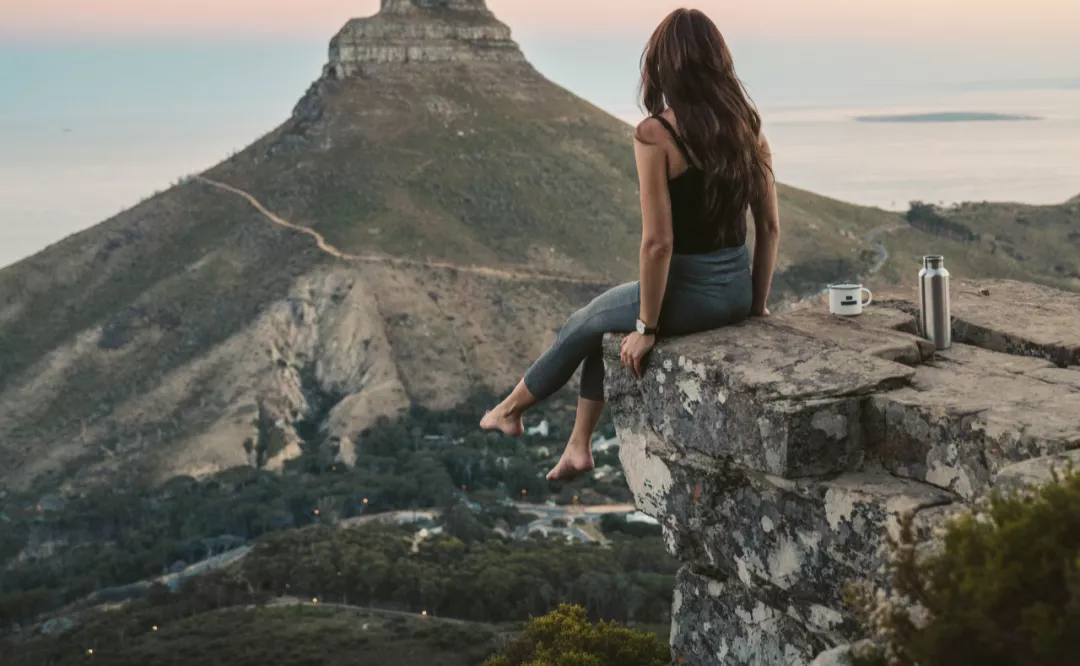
[863,224,905,276]
[195,176,609,287]
[777,223,904,311]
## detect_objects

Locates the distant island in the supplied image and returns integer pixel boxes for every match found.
[855,112,1042,123]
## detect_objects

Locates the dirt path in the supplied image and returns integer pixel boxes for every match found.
[863,224,905,276]
[775,223,905,311]
[195,176,609,287]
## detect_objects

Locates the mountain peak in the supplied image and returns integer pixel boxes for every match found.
[326,0,523,78]
[381,0,489,12]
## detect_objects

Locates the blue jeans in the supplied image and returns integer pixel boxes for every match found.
[523,244,753,401]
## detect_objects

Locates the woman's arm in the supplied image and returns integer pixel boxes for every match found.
[749,134,780,316]
[620,119,675,378]
[634,120,675,330]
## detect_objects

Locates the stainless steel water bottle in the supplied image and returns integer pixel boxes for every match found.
[919,255,951,350]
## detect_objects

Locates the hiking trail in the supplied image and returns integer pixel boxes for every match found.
[195,176,610,287]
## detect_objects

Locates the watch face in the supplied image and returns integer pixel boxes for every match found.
[636,319,646,334]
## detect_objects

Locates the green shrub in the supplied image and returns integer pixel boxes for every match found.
[484,604,668,666]
[848,471,1080,666]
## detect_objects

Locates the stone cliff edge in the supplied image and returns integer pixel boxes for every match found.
[603,279,1080,666]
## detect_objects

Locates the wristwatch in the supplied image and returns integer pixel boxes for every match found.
[635,318,658,336]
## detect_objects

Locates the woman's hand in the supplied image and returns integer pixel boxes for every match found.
[620,332,657,379]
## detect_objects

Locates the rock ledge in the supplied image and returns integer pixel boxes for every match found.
[605,279,1080,665]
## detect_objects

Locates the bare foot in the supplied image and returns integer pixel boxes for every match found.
[546,444,594,482]
[480,406,524,437]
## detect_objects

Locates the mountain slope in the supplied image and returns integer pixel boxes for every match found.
[0,0,946,492]
[869,198,1080,292]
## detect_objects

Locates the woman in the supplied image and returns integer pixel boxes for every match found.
[480,8,781,481]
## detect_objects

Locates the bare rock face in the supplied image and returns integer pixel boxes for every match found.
[605,279,1080,666]
[326,0,525,78]
[383,0,489,11]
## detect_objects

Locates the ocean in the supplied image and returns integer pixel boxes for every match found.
[756,89,1080,211]
[1,41,1078,270]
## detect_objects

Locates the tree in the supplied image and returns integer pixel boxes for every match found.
[147,582,172,607]
[443,503,491,544]
[253,401,287,469]
[0,586,53,626]
[849,471,1080,666]
[484,604,668,666]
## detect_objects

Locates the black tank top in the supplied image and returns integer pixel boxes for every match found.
[653,116,748,254]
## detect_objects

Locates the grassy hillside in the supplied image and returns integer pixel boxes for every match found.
[765,183,902,296]
[870,198,1080,293]
[207,65,643,282]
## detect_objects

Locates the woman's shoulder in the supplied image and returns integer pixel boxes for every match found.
[634,115,675,144]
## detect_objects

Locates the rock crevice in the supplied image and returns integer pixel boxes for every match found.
[605,279,1080,665]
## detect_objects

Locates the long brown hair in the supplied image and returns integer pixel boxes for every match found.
[639,9,771,231]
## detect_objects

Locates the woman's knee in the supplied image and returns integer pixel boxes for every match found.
[560,310,609,346]
[557,284,639,346]
[555,307,591,343]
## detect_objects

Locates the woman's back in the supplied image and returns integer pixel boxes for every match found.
[650,114,748,255]
[639,8,771,257]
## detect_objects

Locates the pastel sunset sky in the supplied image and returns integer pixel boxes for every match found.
[6,0,1079,43]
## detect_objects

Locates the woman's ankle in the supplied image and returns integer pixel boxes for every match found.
[500,380,538,416]
[566,436,592,453]
[499,399,526,418]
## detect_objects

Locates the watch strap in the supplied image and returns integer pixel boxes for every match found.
[637,318,659,336]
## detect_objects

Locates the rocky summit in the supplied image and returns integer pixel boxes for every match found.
[327,0,525,76]
[605,279,1080,665]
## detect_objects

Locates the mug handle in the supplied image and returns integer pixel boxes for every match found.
[860,288,874,306]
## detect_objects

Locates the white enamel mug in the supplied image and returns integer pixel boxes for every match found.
[828,283,873,316]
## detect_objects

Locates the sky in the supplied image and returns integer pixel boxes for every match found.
[4,0,1078,116]
[4,0,1080,43]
